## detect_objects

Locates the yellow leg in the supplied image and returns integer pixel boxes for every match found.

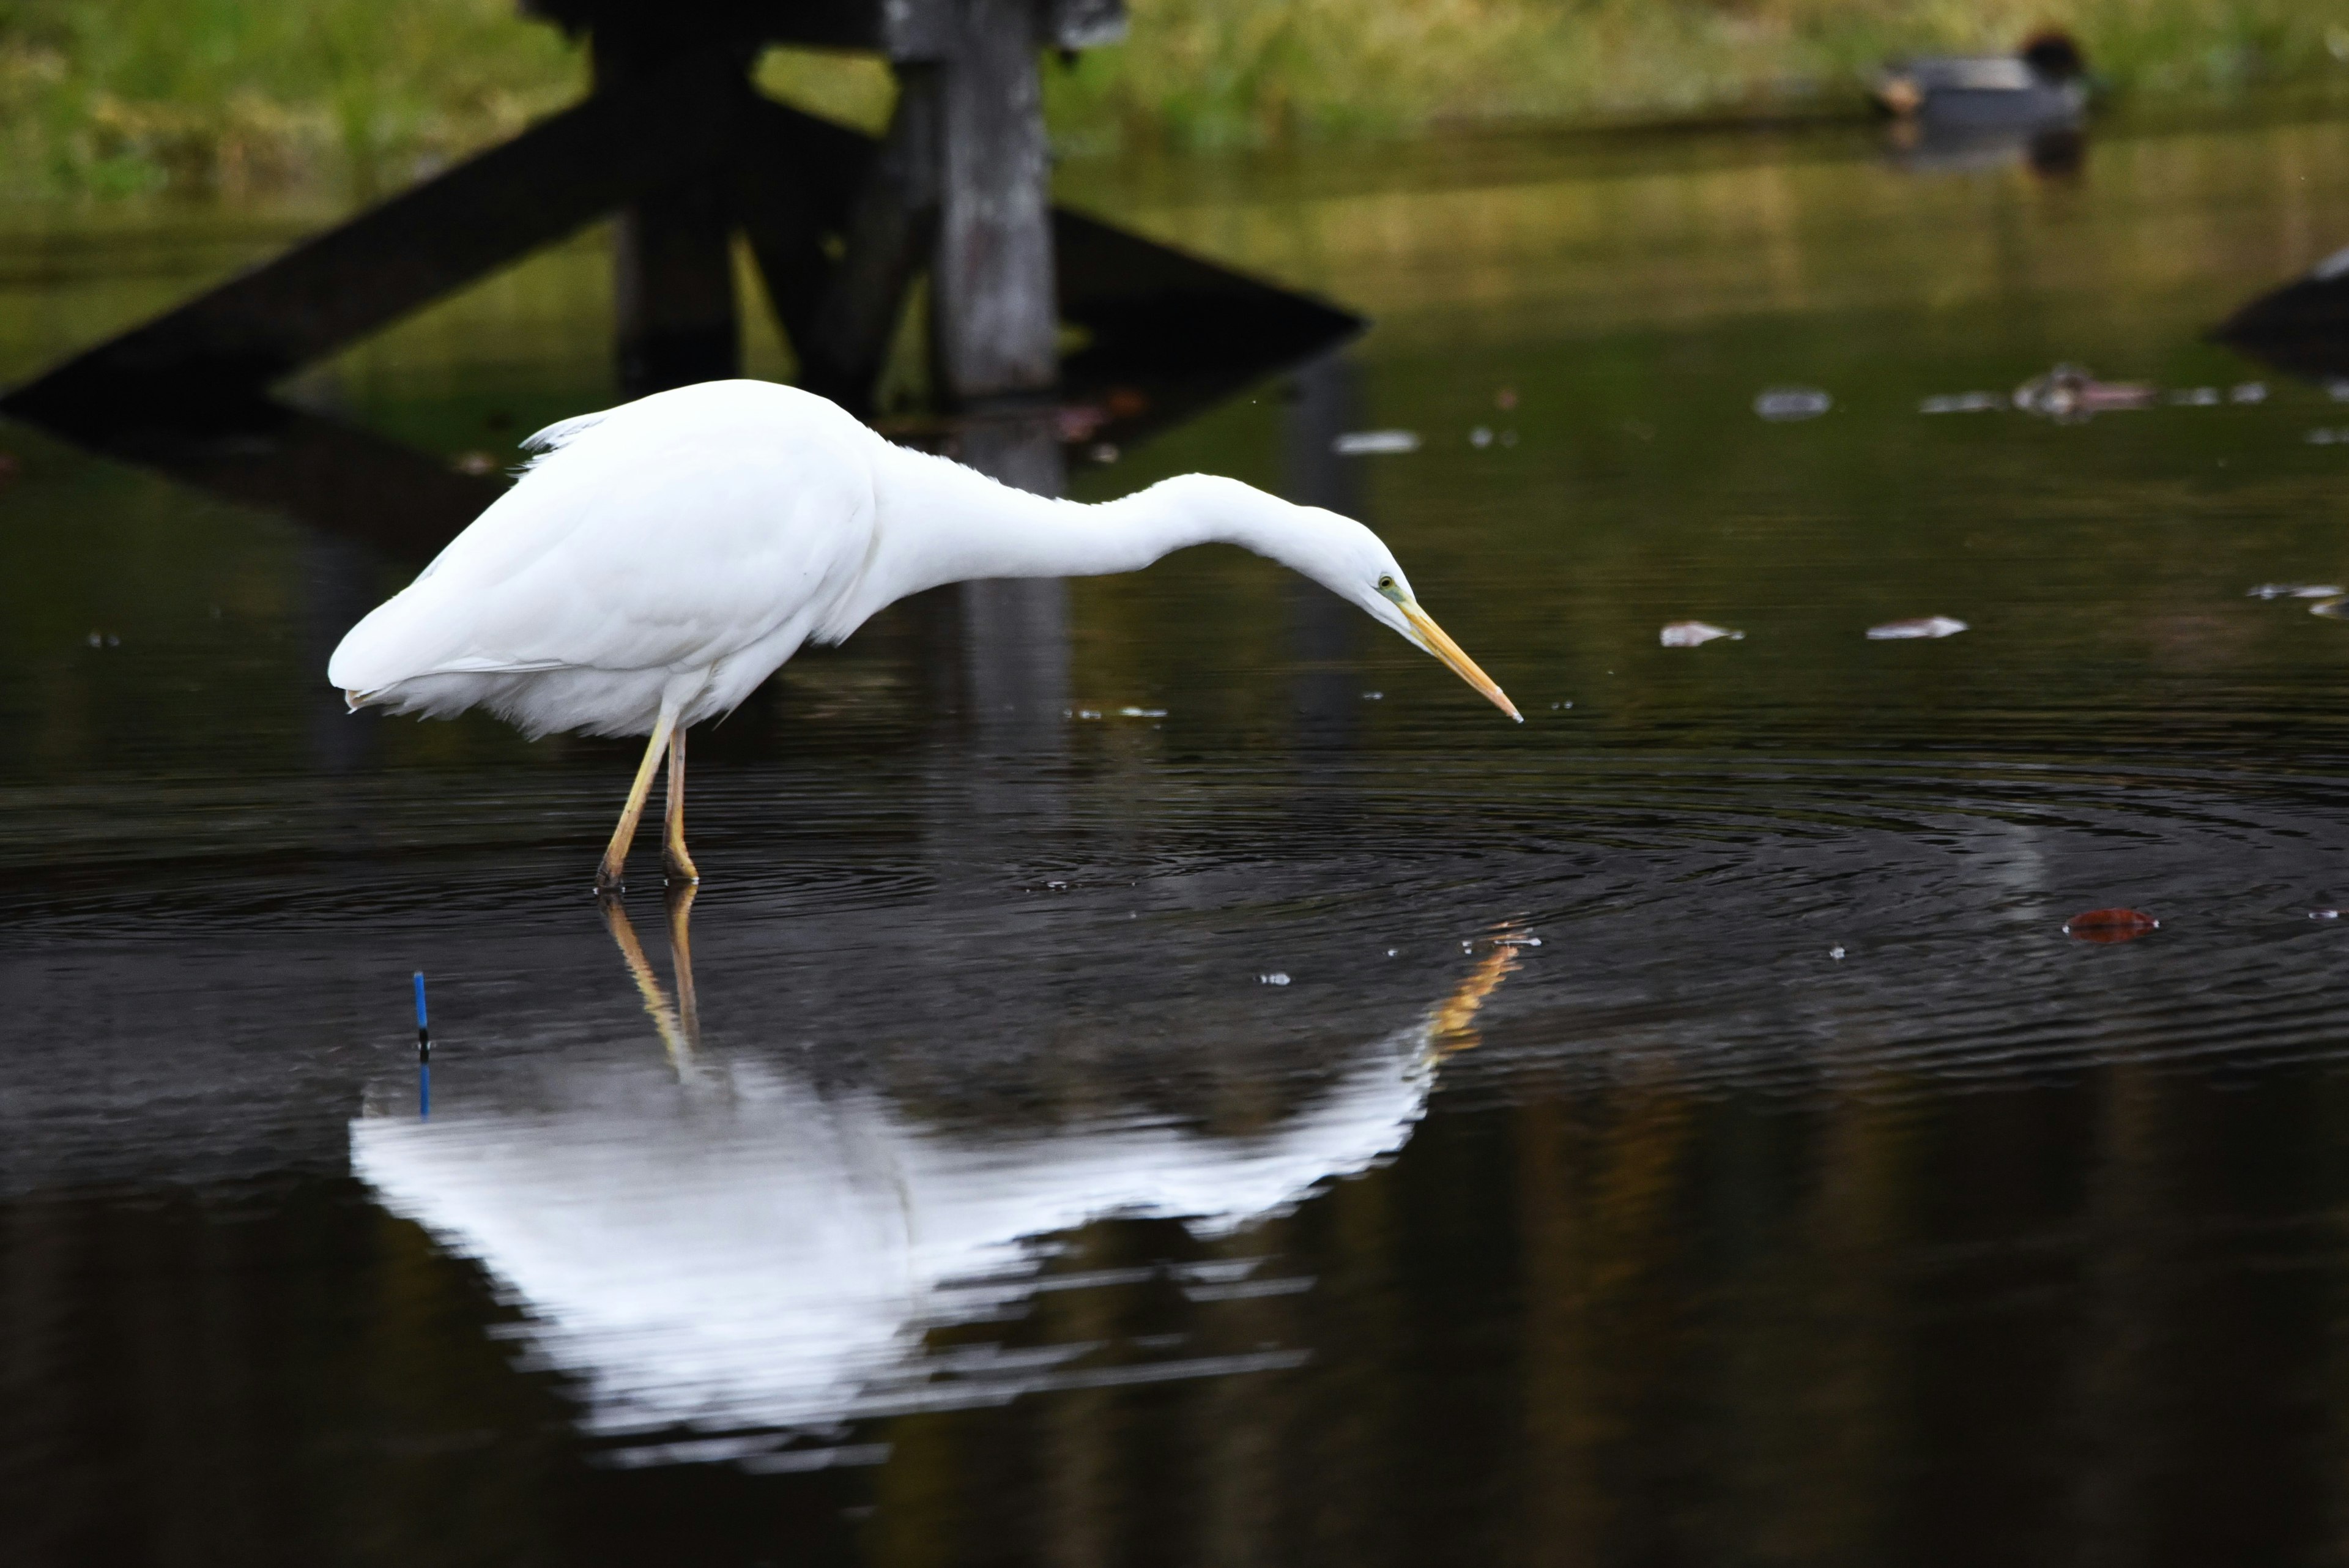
[595,709,677,893]
[662,724,700,885]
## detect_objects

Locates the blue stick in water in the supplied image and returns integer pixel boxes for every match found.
[414,970,432,1119]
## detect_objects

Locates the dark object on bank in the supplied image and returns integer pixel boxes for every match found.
[2215,243,2349,382]
[1872,31,2089,129]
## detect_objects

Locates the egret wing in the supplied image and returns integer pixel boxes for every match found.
[331,390,877,691]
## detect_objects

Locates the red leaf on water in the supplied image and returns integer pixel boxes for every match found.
[2063,908,2159,943]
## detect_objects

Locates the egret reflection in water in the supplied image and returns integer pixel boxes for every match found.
[351,896,1523,1446]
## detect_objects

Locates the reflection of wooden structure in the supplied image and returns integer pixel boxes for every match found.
[0,0,1360,560]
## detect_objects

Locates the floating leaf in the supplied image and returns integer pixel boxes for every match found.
[1660,620,1743,647]
[1867,616,1968,640]
[1754,387,1831,422]
[2063,908,2159,943]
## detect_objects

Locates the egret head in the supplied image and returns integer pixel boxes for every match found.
[1193,477,1518,722]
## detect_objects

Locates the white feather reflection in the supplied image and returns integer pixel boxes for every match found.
[351,905,1520,1441]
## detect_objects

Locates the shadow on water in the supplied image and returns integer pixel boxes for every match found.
[19,109,2349,1566]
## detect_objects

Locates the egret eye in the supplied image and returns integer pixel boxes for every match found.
[1378,574,1397,592]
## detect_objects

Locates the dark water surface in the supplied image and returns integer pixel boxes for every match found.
[13,113,2349,1566]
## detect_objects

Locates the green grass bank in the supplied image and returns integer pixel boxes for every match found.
[4,0,2349,197]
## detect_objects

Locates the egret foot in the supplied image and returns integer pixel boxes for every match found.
[595,707,678,893]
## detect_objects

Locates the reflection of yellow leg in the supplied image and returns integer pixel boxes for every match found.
[1431,923,1526,1058]
[598,890,698,1069]
[595,708,678,893]
[662,724,700,885]
[666,882,699,1044]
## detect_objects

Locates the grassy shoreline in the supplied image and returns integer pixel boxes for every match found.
[4,0,2349,198]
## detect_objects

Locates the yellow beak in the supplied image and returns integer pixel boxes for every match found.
[1400,600,1521,721]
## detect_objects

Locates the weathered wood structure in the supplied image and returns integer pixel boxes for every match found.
[0,0,1360,560]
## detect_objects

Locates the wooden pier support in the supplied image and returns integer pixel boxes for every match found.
[932,0,1059,406]
[0,0,1362,562]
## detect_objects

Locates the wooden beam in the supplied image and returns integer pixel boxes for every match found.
[1052,208,1363,373]
[732,132,841,372]
[1,50,747,418]
[595,36,744,395]
[54,399,509,563]
[795,69,943,412]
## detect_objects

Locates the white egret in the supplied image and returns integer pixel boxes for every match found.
[328,380,1518,890]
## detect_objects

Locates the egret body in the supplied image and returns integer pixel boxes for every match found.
[328,380,1516,890]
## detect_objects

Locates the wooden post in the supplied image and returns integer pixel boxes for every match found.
[1283,350,1363,743]
[594,26,743,397]
[931,0,1058,406]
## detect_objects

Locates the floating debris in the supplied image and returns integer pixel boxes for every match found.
[2312,909,2340,921]
[1055,405,1108,441]
[1258,973,1291,986]
[1361,690,1383,700]
[2232,382,2268,404]
[1065,708,1102,720]
[2310,598,2349,620]
[1499,429,1518,448]
[1754,387,1833,422]
[1828,945,1846,960]
[1333,430,1420,455]
[1921,392,2003,414]
[1089,443,1119,464]
[1470,426,1493,448]
[1867,615,1968,639]
[1660,620,1743,648]
[2169,386,2221,406]
[2246,583,2344,599]
[2307,428,2349,445]
[451,450,499,476]
[84,631,118,647]
[1495,388,1519,411]
[1548,700,1573,710]
[1116,706,1167,718]
[2063,908,2159,943]
[2013,363,2155,420]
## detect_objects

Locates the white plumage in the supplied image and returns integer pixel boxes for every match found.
[329,379,1516,888]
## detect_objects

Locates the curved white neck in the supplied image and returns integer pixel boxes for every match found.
[863,442,1296,604]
